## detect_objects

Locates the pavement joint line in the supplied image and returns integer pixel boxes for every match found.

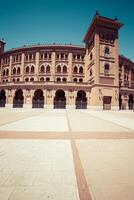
[71,139,92,200]
[0,131,134,139]
[65,110,72,132]
[81,111,134,132]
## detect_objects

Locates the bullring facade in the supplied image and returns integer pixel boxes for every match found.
[0,12,134,110]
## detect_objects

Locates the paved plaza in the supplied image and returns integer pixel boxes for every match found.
[0,108,134,200]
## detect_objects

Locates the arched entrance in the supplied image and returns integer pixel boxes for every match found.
[54,90,66,109]
[13,89,24,108]
[76,90,87,109]
[32,89,44,108]
[128,94,133,110]
[0,90,6,107]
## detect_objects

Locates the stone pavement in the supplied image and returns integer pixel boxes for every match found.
[0,108,134,200]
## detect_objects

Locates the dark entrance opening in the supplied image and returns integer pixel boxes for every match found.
[0,90,6,107]
[119,93,122,110]
[32,89,44,108]
[103,96,112,110]
[76,90,87,109]
[128,94,133,110]
[54,90,66,109]
[13,89,24,108]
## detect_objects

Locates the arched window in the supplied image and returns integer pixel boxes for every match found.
[25,78,29,82]
[17,67,20,74]
[6,69,9,76]
[3,69,5,76]
[13,68,16,75]
[79,66,83,74]
[26,66,29,73]
[40,65,45,73]
[6,79,8,83]
[17,78,20,82]
[31,65,35,73]
[104,64,109,75]
[46,77,50,82]
[73,78,77,82]
[63,77,67,82]
[79,78,83,82]
[30,77,34,82]
[57,65,61,73]
[73,66,78,73]
[57,77,61,82]
[63,65,67,73]
[40,77,44,82]
[104,46,110,55]
[46,65,50,73]
[12,79,15,82]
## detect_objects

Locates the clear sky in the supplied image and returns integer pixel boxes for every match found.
[0,0,134,60]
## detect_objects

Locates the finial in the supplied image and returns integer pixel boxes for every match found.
[95,11,99,16]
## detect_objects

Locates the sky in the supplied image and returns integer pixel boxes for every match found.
[0,0,134,60]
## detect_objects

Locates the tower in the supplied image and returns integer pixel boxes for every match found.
[0,39,6,55]
[83,12,123,109]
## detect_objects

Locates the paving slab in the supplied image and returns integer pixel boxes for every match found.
[76,139,134,200]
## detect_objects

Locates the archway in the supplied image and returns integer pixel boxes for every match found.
[76,90,87,109]
[54,90,66,109]
[13,89,24,108]
[0,90,6,107]
[128,94,133,110]
[32,89,44,108]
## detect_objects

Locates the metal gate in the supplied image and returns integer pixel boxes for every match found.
[76,101,87,109]
[54,100,66,109]
[13,100,24,108]
[32,100,44,108]
[0,100,6,107]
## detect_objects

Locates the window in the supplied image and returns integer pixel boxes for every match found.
[17,67,20,74]
[57,65,61,73]
[57,54,59,59]
[13,68,16,75]
[46,77,50,82]
[63,65,67,73]
[65,54,68,59]
[46,65,50,73]
[79,66,83,74]
[40,77,44,82]
[61,54,64,59]
[6,69,9,76]
[12,79,15,82]
[63,77,67,82]
[79,78,83,82]
[6,79,8,82]
[26,66,29,73]
[57,77,61,82]
[25,78,29,82]
[30,78,34,82]
[104,46,110,56]
[45,53,47,59]
[31,65,35,73]
[73,66,78,73]
[3,69,5,76]
[77,55,80,60]
[40,65,45,73]
[73,78,77,82]
[17,78,20,82]
[104,64,110,75]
